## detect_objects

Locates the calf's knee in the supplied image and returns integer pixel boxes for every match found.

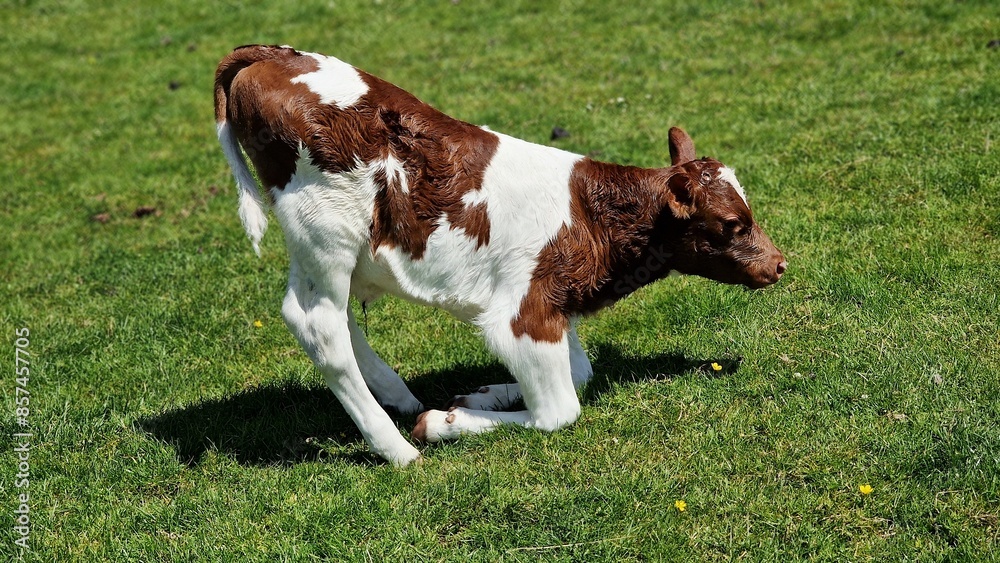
[530,401,581,432]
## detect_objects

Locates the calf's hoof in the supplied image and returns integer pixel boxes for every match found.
[411,408,458,443]
[445,394,470,409]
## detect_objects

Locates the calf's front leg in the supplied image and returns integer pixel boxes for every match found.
[348,308,424,415]
[413,327,580,442]
[447,325,593,411]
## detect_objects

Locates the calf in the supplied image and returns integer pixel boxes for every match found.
[214,45,786,466]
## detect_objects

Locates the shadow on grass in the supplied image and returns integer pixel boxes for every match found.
[137,344,737,467]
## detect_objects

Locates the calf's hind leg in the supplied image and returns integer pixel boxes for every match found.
[348,308,424,415]
[282,260,421,466]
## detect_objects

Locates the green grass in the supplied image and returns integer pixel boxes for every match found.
[2,0,998,560]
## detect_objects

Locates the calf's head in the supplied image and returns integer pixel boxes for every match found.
[656,127,786,289]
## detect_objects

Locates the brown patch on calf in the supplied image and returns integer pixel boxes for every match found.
[510,281,572,343]
[512,143,785,341]
[216,45,499,260]
[512,159,671,342]
[218,46,320,191]
[370,165,434,259]
[363,96,498,258]
[452,202,491,248]
[411,411,430,443]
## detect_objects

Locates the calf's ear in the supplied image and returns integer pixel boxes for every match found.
[668,127,696,165]
[665,172,697,219]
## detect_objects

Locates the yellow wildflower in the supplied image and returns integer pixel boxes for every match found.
[859,484,873,495]
[674,499,687,512]
[253,320,263,328]
[711,362,722,372]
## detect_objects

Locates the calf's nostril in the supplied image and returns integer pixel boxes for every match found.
[776,260,787,276]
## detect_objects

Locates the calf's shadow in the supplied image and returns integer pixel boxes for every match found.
[137,344,736,467]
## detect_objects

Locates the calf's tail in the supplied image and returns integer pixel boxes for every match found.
[214,45,295,256]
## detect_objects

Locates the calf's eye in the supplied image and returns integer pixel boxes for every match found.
[723,219,746,236]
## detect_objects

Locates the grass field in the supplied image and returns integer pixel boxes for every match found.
[2,0,998,560]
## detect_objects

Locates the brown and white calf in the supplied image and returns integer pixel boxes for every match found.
[214,44,786,466]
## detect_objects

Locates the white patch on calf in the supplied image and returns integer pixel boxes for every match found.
[476,132,579,322]
[718,166,748,208]
[271,149,379,267]
[383,154,409,194]
[461,186,487,207]
[354,132,581,328]
[292,52,369,109]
